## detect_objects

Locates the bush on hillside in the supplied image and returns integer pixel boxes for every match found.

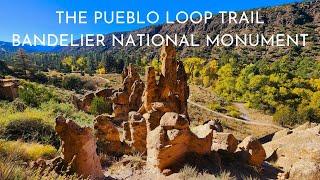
[62,75,83,92]
[18,82,56,107]
[273,106,299,126]
[90,96,113,115]
[3,119,59,148]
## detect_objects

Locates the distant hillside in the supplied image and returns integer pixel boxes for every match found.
[58,1,320,61]
[0,41,57,54]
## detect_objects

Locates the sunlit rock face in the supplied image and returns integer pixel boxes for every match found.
[55,116,104,179]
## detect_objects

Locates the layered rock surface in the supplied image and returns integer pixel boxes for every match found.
[264,122,320,180]
[112,64,144,121]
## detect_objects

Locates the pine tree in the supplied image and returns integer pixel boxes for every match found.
[13,48,32,75]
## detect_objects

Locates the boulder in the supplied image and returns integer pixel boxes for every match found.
[55,116,104,179]
[272,128,292,141]
[264,125,320,176]
[292,122,318,133]
[289,160,320,180]
[0,79,19,101]
[235,136,266,167]
[95,88,114,101]
[147,112,213,172]
[160,112,189,130]
[211,133,238,153]
[191,120,223,138]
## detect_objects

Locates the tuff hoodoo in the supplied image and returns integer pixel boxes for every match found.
[55,116,104,179]
[51,42,267,177]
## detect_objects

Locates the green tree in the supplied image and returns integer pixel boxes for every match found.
[13,49,32,75]
[76,56,87,73]
[62,56,74,72]
[183,57,205,80]
[151,58,161,72]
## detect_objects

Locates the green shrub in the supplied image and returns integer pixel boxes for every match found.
[12,98,27,112]
[0,106,59,147]
[48,75,63,87]
[226,106,241,118]
[83,81,97,91]
[273,105,299,126]
[208,102,226,113]
[90,97,113,115]
[18,82,55,107]
[62,75,83,92]
[40,101,94,127]
[32,72,48,84]
[3,119,59,148]
[40,100,75,117]
[18,81,72,106]
[297,105,320,123]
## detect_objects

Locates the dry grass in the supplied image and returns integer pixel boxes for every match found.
[0,154,82,180]
[0,139,57,161]
[178,165,235,180]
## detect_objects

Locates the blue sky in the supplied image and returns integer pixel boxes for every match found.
[0,0,302,42]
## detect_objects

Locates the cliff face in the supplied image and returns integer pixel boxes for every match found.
[59,1,320,61]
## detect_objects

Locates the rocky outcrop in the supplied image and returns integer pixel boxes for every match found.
[55,116,104,179]
[147,112,265,172]
[72,88,114,113]
[139,42,190,132]
[112,64,144,121]
[93,64,146,154]
[94,114,130,155]
[75,43,267,176]
[146,112,212,171]
[211,133,238,153]
[0,79,19,101]
[127,112,147,153]
[235,136,266,167]
[94,112,147,155]
[264,123,320,180]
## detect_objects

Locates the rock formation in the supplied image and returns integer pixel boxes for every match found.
[92,43,266,173]
[235,136,266,167]
[146,112,213,171]
[141,42,265,173]
[264,122,320,180]
[112,64,145,121]
[138,43,190,123]
[94,114,130,155]
[55,116,104,179]
[57,43,267,177]
[0,79,19,101]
